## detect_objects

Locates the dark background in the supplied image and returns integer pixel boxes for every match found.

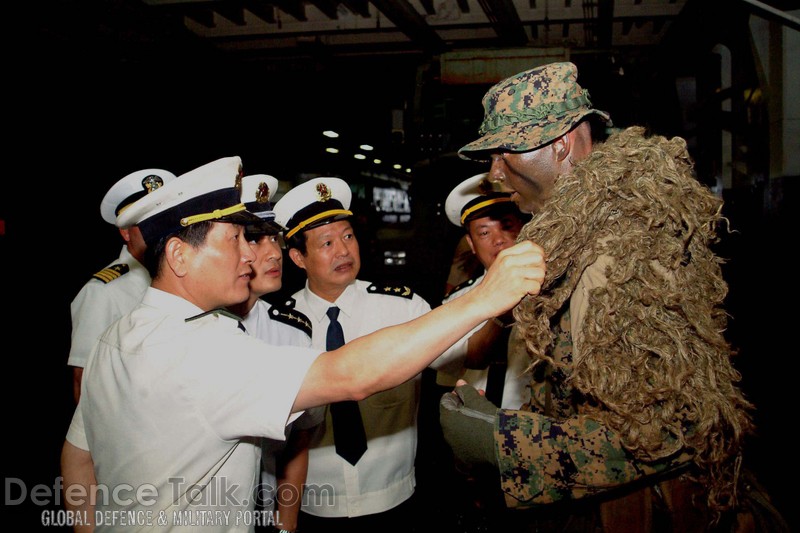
[2,1,796,530]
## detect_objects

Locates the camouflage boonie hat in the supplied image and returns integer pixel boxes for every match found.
[459,62,611,160]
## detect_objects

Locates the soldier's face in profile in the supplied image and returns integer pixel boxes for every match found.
[488,146,560,214]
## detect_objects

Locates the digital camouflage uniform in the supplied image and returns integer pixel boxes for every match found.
[496,306,691,508]
[454,63,755,532]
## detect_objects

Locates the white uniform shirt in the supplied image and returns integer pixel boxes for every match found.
[292,279,431,518]
[241,298,312,350]
[241,299,324,511]
[68,246,150,368]
[436,272,531,410]
[66,288,321,533]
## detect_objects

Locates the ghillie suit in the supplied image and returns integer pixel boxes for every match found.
[512,127,756,524]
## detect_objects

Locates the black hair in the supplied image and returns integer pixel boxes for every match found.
[143,221,214,279]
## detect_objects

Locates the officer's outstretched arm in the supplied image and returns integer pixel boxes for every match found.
[294,240,545,412]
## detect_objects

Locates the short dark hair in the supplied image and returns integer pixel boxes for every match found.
[144,221,214,279]
[285,231,308,255]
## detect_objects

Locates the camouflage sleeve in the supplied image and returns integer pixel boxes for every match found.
[495,410,689,508]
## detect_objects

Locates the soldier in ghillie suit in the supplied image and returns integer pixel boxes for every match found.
[440,62,768,532]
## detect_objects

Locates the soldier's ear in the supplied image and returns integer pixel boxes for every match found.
[553,134,570,162]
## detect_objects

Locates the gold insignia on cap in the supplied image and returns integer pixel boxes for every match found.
[141,174,165,194]
[316,183,331,202]
[234,164,244,191]
[256,182,270,204]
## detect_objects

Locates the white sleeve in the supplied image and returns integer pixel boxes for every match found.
[68,282,116,368]
[65,401,90,451]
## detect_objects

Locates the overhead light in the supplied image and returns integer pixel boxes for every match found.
[354,153,366,160]
[373,158,382,164]
[323,130,339,138]
[325,147,339,154]
[392,164,402,170]
[405,168,411,173]
[383,250,407,266]
[360,144,374,151]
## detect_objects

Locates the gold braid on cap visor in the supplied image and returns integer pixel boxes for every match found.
[180,203,248,227]
[460,197,512,225]
[286,209,353,239]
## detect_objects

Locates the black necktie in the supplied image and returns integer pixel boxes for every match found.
[326,306,368,465]
[485,328,512,407]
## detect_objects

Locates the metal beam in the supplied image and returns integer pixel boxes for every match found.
[595,0,614,48]
[271,0,307,21]
[309,0,340,19]
[475,0,528,46]
[244,0,276,23]
[184,5,216,27]
[370,0,446,52]
[419,0,437,15]
[215,2,246,25]
[342,0,371,18]
[738,0,800,31]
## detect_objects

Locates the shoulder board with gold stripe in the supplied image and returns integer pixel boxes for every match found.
[443,275,480,301]
[367,282,414,299]
[269,299,312,338]
[91,263,130,284]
